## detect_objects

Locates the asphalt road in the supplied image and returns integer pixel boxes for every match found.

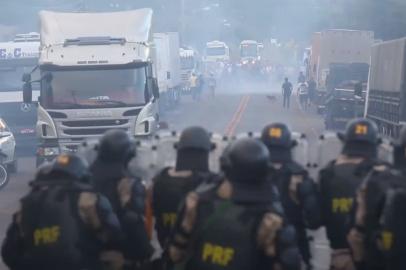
[0,83,332,269]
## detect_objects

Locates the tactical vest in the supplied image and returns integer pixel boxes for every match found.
[186,194,264,270]
[320,160,374,249]
[380,187,406,270]
[361,168,404,269]
[152,168,215,246]
[19,181,89,268]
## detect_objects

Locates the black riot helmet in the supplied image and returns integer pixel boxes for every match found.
[339,118,380,158]
[393,125,406,170]
[175,126,213,172]
[221,138,273,203]
[35,153,91,183]
[176,126,212,152]
[97,129,135,164]
[261,123,295,162]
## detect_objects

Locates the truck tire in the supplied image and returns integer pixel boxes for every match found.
[0,164,9,190]
[7,159,17,173]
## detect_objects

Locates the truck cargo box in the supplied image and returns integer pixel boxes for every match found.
[366,38,406,135]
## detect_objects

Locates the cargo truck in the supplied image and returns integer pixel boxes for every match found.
[22,9,159,165]
[153,32,181,108]
[0,32,40,156]
[308,30,374,113]
[365,38,406,136]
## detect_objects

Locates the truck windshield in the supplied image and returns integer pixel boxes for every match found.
[206,47,226,56]
[180,56,195,70]
[41,66,147,109]
[241,44,258,57]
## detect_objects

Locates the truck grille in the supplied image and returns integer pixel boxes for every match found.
[62,119,129,127]
[64,127,127,136]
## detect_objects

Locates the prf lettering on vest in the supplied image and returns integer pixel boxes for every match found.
[332,198,353,213]
[162,213,177,227]
[34,226,60,246]
[202,243,235,267]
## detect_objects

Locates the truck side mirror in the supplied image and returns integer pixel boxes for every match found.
[23,82,33,104]
[152,78,159,99]
[22,73,31,83]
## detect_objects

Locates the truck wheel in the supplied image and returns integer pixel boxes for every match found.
[7,160,17,173]
[0,165,9,190]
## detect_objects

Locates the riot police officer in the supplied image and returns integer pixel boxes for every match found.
[1,153,123,270]
[168,138,300,270]
[90,129,153,266]
[261,123,320,270]
[151,126,219,248]
[348,125,406,270]
[318,118,381,270]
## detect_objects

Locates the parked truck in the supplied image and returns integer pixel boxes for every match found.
[22,9,159,165]
[179,47,200,93]
[0,32,40,156]
[308,30,374,113]
[203,40,229,76]
[365,38,406,136]
[153,32,181,108]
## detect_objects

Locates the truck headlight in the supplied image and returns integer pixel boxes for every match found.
[38,147,60,156]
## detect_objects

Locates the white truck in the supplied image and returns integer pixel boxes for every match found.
[203,40,229,76]
[308,29,374,113]
[22,9,160,165]
[0,32,40,156]
[240,40,261,65]
[313,29,374,91]
[179,47,200,92]
[153,32,181,108]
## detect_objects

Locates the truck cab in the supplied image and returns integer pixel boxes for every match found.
[0,32,40,156]
[22,9,159,165]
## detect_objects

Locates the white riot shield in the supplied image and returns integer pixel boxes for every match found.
[291,132,310,168]
[233,131,310,168]
[76,139,99,165]
[209,133,230,173]
[378,139,393,164]
[316,132,343,169]
[153,130,180,172]
[128,138,157,185]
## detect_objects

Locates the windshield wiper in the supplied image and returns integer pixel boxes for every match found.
[51,102,86,109]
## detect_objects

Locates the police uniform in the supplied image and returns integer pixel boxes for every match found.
[151,127,219,248]
[261,123,321,270]
[318,118,381,270]
[168,138,301,270]
[348,125,406,270]
[90,129,153,265]
[1,154,123,270]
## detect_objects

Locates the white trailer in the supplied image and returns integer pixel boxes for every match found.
[21,9,160,165]
[153,32,181,107]
[316,29,374,91]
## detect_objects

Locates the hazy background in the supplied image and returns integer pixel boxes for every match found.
[1,0,406,47]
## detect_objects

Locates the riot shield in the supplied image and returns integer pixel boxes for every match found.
[291,132,310,168]
[378,139,393,164]
[128,138,157,185]
[153,130,180,172]
[209,133,230,173]
[76,139,99,165]
[316,132,343,169]
[233,131,310,168]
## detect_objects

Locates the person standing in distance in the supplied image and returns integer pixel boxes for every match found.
[282,77,293,109]
[90,129,153,268]
[2,154,123,270]
[168,138,301,270]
